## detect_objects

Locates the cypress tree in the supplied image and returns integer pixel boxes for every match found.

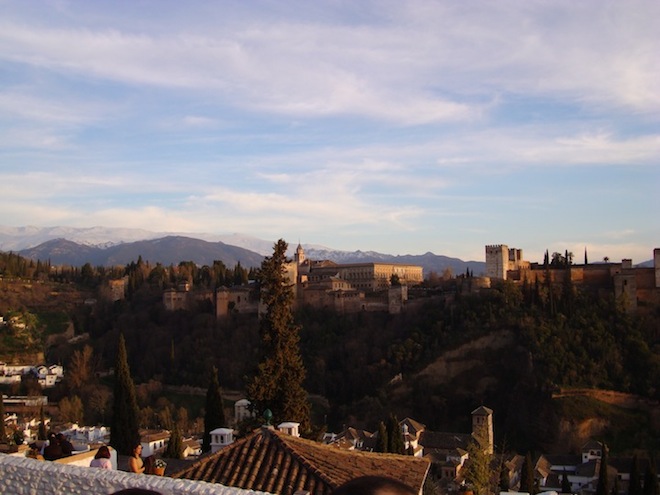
[247,239,310,431]
[562,471,572,493]
[0,393,6,443]
[500,465,511,492]
[164,425,183,459]
[629,455,642,495]
[110,333,140,455]
[643,456,659,495]
[375,421,388,453]
[203,366,226,452]
[386,414,405,455]
[521,452,535,494]
[596,444,610,495]
[612,474,620,495]
[38,407,47,440]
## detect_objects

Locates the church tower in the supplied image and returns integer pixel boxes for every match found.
[471,406,494,454]
[295,242,305,265]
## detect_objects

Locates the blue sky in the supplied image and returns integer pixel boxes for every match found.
[0,0,658,263]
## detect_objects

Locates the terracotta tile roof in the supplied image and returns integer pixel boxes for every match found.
[172,427,430,495]
[419,431,471,451]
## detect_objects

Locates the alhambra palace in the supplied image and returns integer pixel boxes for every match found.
[161,242,660,316]
[484,245,660,314]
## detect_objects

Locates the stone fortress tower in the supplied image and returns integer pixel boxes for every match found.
[485,244,527,280]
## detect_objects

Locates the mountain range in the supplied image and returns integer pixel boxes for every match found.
[1,225,485,276]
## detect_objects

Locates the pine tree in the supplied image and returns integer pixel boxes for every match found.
[247,239,310,431]
[110,333,140,455]
[203,366,226,452]
[375,421,388,453]
[386,414,405,455]
[596,444,610,495]
[520,452,535,494]
[164,425,183,459]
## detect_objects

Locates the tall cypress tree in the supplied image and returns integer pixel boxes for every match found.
[375,421,388,453]
[164,425,183,459]
[643,456,659,495]
[562,471,572,493]
[247,239,310,431]
[38,407,47,440]
[520,452,535,494]
[629,455,642,495]
[596,444,610,495]
[0,392,6,443]
[386,414,405,455]
[110,333,140,455]
[203,366,226,452]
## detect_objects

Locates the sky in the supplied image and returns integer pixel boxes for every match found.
[0,1,658,264]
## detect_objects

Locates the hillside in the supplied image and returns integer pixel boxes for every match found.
[1,249,658,455]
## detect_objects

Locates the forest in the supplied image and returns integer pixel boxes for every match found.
[1,250,659,454]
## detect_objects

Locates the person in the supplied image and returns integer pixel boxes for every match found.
[43,432,63,461]
[128,443,145,474]
[26,443,45,461]
[57,433,74,456]
[90,445,112,469]
[331,476,417,495]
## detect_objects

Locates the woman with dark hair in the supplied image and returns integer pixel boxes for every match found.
[90,445,112,469]
[128,443,145,474]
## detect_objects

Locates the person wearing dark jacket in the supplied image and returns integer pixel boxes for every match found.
[43,433,63,461]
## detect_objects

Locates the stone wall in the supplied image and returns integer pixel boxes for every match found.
[0,454,267,495]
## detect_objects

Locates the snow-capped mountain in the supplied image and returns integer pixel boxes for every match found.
[0,225,274,254]
[2,225,486,275]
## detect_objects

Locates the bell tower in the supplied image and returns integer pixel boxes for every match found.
[471,406,494,454]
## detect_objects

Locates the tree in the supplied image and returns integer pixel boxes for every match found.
[58,395,84,424]
[596,444,610,495]
[375,421,388,453]
[464,420,495,495]
[643,456,659,495]
[612,474,620,495]
[164,425,183,459]
[0,393,6,443]
[628,456,642,495]
[247,239,310,431]
[38,407,47,440]
[500,465,511,492]
[520,452,535,495]
[67,345,95,391]
[203,367,226,452]
[562,471,572,494]
[110,333,140,455]
[386,414,405,454]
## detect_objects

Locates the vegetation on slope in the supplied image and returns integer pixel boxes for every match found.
[1,250,659,455]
